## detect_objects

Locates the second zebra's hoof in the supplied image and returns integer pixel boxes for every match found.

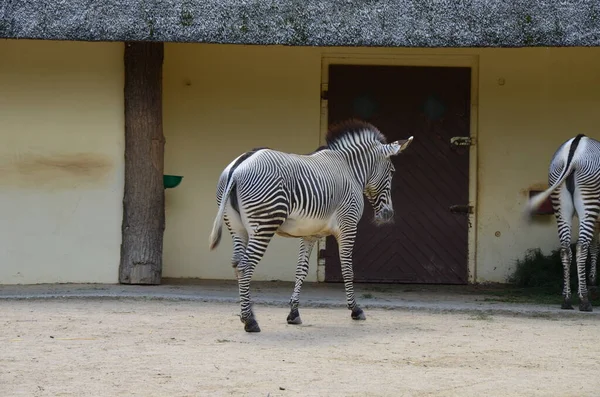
[561,298,574,310]
[351,307,366,321]
[579,300,593,312]
[286,309,302,325]
[244,318,261,333]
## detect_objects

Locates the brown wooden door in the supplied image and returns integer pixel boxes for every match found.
[324,65,471,284]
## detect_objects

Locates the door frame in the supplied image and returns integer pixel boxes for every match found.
[317,52,480,284]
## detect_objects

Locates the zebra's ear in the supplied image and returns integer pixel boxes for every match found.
[384,136,414,157]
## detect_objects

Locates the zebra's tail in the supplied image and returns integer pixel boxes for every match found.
[209,177,236,251]
[523,136,583,221]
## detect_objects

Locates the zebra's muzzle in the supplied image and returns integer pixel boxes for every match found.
[375,207,394,224]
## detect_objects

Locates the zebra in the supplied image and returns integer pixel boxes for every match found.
[524,134,600,312]
[208,120,414,332]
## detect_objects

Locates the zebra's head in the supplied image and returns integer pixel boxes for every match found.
[326,119,414,225]
[365,137,414,225]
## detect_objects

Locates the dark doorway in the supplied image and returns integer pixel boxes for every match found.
[324,64,471,284]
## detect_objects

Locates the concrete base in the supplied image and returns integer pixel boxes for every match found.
[1,279,599,319]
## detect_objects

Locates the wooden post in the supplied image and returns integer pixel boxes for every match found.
[119,42,165,285]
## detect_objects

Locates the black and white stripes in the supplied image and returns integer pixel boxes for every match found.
[525,134,600,312]
[209,120,413,332]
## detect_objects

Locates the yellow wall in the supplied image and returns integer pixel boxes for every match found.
[475,48,600,281]
[1,40,596,285]
[0,39,124,284]
[164,44,600,284]
[163,44,322,281]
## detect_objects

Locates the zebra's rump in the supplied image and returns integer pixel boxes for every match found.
[549,136,600,187]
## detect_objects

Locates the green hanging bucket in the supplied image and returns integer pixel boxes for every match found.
[163,174,183,189]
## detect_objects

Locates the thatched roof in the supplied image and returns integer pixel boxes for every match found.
[1,1,599,47]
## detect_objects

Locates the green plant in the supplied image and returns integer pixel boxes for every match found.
[507,244,592,293]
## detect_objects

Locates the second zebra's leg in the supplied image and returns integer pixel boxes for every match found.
[554,190,574,310]
[236,230,279,332]
[576,216,598,312]
[587,223,599,293]
[558,231,573,310]
[287,237,317,325]
[335,231,365,321]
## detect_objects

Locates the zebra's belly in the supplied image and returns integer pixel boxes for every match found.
[276,217,333,238]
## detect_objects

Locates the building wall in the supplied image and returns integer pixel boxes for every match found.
[0,40,124,284]
[162,44,322,281]
[164,44,600,283]
[475,47,600,281]
[0,40,596,285]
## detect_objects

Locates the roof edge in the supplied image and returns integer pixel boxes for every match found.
[2,1,600,47]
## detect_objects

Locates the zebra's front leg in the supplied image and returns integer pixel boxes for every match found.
[335,231,365,321]
[236,232,277,332]
[287,237,317,325]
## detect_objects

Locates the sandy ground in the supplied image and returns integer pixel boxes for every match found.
[2,299,600,397]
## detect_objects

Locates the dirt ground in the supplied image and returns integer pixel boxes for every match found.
[2,299,600,397]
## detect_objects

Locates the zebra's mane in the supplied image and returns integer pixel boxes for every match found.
[325,119,387,149]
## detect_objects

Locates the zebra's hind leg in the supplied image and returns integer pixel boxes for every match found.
[554,192,574,310]
[287,237,317,325]
[574,212,600,312]
[236,231,279,332]
[587,224,599,295]
[335,231,366,321]
[231,234,248,273]
[575,240,593,312]
[223,212,249,275]
[559,244,574,310]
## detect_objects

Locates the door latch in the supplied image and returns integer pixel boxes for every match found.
[450,136,473,146]
[449,204,473,214]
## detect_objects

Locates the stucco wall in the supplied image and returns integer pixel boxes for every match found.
[4,42,595,286]
[163,44,322,281]
[0,40,124,284]
[164,44,600,284]
[475,48,600,282]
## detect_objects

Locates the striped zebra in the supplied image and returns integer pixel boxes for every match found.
[524,134,600,312]
[208,120,414,332]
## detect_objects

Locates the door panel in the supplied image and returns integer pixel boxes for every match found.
[324,65,471,284]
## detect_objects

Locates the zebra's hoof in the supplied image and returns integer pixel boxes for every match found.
[351,307,366,321]
[286,309,302,325]
[579,300,593,312]
[561,299,574,310]
[244,318,261,332]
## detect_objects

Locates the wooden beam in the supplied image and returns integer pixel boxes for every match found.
[119,42,165,285]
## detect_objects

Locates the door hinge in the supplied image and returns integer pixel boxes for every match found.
[449,204,474,214]
[450,136,474,146]
[321,90,328,100]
